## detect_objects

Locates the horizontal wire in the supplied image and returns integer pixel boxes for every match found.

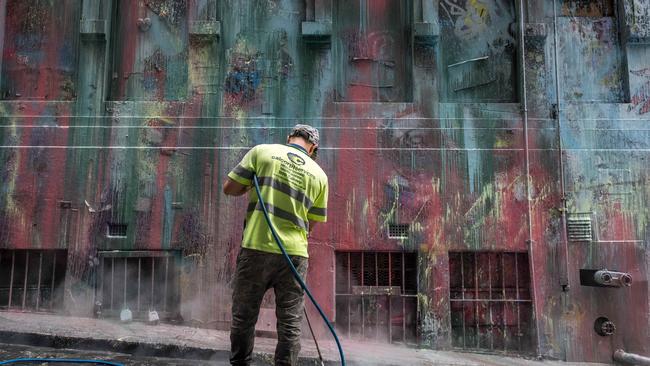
[1,125,650,131]
[0,125,539,130]
[0,146,649,152]
[0,114,648,121]
[0,115,532,120]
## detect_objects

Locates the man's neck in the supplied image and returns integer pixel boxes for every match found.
[287,143,308,154]
[287,139,310,154]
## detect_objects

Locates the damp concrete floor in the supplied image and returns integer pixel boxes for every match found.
[0,312,613,366]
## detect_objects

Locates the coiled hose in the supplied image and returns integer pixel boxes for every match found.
[252,175,345,365]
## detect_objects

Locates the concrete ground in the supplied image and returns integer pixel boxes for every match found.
[0,312,612,366]
[0,343,219,365]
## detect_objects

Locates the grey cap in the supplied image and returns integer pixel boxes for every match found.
[289,124,320,145]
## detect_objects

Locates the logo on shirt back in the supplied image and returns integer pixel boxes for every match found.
[287,152,306,166]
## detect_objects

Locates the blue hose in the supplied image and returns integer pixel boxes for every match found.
[252,175,346,366]
[0,359,123,365]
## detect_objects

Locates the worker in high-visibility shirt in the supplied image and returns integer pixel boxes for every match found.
[223,124,328,366]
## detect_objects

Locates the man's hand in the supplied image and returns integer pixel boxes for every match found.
[223,178,252,196]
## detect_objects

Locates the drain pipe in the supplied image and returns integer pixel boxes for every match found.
[517,0,542,358]
[613,349,650,366]
[551,1,572,362]
[552,0,571,290]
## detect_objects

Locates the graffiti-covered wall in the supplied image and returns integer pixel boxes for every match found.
[0,0,648,363]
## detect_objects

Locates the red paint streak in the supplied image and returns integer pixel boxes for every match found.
[146,100,203,249]
[2,1,78,99]
[599,201,635,241]
[630,82,650,115]
[370,0,391,14]
[8,103,70,249]
[328,104,383,249]
[116,0,141,100]
[37,113,72,249]
[148,147,170,249]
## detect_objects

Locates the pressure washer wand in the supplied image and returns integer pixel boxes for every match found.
[304,308,325,366]
[252,174,345,366]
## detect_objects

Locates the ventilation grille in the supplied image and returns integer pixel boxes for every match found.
[107,223,128,237]
[567,215,593,242]
[388,224,410,239]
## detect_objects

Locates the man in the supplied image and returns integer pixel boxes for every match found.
[223,124,328,366]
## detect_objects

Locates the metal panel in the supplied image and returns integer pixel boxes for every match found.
[334,0,412,101]
[439,0,517,102]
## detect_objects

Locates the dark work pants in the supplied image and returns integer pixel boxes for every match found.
[230,248,308,366]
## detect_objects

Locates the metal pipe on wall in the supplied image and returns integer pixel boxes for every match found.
[551,1,573,361]
[552,0,571,290]
[517,0,542,358]
[614,349,650,366]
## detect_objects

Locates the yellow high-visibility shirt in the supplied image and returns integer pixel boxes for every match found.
[227,144,328,258]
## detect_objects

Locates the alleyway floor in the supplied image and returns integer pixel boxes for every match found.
[0,312,612,366]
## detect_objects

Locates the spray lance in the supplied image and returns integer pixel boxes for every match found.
[252,174,345,366]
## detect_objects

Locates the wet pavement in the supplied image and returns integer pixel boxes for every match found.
[0,312,613,366]
[0,343,218,365]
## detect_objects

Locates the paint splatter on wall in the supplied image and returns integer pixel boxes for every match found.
[224,39,262,104]
[0,0,648,363]
[110,0,189,100]
[1,0,80,100]
[557,15,626,102]
[439,0,517,102]
[630,68,650,114]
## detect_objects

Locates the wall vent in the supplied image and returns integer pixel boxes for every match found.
[388,224,410,239]
[567,215,593,242]
[107,223,128,237]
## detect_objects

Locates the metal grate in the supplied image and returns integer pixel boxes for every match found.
[388,224,410,239]
[449,252,534,353]
[567,215,593,242]
[98,251,180,320]
[107,223,128,237]
[0,250,67,312]
[335,251,418,344]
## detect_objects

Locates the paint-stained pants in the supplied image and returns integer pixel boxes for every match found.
[230,248,308,366]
